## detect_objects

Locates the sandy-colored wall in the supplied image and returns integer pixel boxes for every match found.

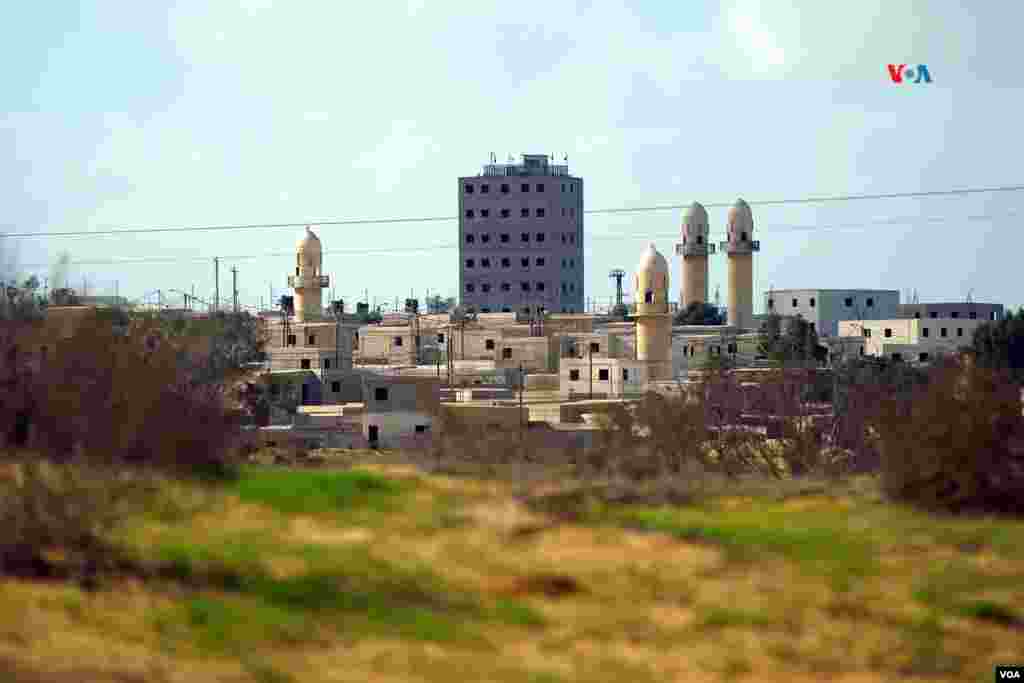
[681,255,708,308]
[727,253,753,330]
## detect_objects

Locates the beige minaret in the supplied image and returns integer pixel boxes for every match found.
[632,243,673,380]
[721,199,759,330]
[676,201,713,309]
[289,226,330,322]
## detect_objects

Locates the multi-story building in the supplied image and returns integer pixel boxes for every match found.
[764,289,900,337]
[837,317,987,363]
[458,154,584,315]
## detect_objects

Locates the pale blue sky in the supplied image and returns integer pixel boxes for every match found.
[2,1,1021,312]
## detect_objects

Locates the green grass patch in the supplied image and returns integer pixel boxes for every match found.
[697,606,774,630]
[956,600,1023,627]
[913,561,1023,615]
[232,467,408,518]
[899,613,963,677]
[600,505,878,590]
[489,598,546,627]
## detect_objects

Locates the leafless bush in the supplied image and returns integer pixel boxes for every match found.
[0,311,242,479]
[0,458,156,584]
[874,355,1024,515]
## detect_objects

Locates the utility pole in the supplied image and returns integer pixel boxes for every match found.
[214,257,220,314]
[589,344,594,400]
[231,266,238,314]
[43,277,48,305]
[519,362,525,438]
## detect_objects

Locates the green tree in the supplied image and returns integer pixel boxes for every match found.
[971,307,1024,384]
[674,302,724,325]
[758,313,827,365]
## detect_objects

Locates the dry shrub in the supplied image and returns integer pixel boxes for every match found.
[1,312,241,479]
[875,356,1024,515]
[0,458,155,584]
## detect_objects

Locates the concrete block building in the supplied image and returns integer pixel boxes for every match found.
[764,289,900,337]
[459,154,584,314]
[837,317,986,362]
[361,374,441,448]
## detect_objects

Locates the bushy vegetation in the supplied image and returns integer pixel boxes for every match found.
[874,356,1024,514]
[673,302,724,325]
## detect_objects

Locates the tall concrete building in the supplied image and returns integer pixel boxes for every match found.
[676,201,714,309]
[721,198,759,330]
[459,154,584,314]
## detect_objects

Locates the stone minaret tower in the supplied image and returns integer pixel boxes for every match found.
[289,226,330,322]
[633,243,673,380]
[721,199,759,330]
[677,201,713,309]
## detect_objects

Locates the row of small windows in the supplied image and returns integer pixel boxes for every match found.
[864,327,966,339]
[768,296,875,310]
[465,232,577,244]
[462,306,575,314]
[465,257,575,269]
[464,182,576,194]
[913,310,990,320]
[464,207,576,219]
[465,281,577,293]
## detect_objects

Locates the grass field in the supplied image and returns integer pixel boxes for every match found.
[1,453,1022,682]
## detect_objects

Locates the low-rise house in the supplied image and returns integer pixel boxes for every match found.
[838,318,984,363]
[361,374,441,448]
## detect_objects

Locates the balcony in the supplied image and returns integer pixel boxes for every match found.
[675,242,716,256]
[719,240,760,253]
[288,274,330,289]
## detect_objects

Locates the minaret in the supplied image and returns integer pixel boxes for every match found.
[676,201,714,309]
[632,243,673,380]
[288,226,330,322]
[720,199,759,330]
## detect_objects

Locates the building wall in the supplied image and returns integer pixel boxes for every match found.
[766,289,900,337]
[896,302,1003,322]
[458,158,584,314]
[493,336,557,372]
[838,318,984,359]
[681,255,709,309]
[726,253,753,330]
[559,358,651,399]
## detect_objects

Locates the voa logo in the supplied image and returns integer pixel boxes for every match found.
[998,669,1022,679]
[887,64,932,84]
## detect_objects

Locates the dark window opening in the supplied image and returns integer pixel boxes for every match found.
[957,328,963,337]
[570,369,580,380]
[589,342,600,353]
[415,424,429,433]
[536,257,545,266]
[521,208,529,218]
[536,208,545,218]
[502,348,513,360]
[500,233,510,243]
[393,336,403,346]
[465,234,475,243]
[500,183,509,194]
[809,298,816,308]
[464,184,474,194]
[521,183,529,192]
[951,311,959,318]
[287,334,296,346]
[501,258,511,267]
[740,231,747,241]
[521,257,529,267]
[521,282,531,292]
[768,298,774,309]
[465,209,474,218]
[521,232,529,242]
[940,327,948,337]
[969,312,977,319]
[482,283,491,293]
[537,282,545,291]
[500,209,510,218]
[919,352,929,362]
[536,232,545,241]
[481,208,490,218]
[331,381,341,392]
[375,387,388,401]
[844,297,853,307]
[930,311,938,319]
[466,284,475,292]
[300,359,311,369]
[465,259,474,268]
[536,183,544,192]
[501,283,511,292]
[598,369,609,381]
[792,298,798,307]
[884,328,892,338]
[922,328,930,338]
[481,258,490,267]
[866,297,874,307]
[481,184,489,194]
[485,339,495,350]
[644,290,654,304]
[308,335,316,345]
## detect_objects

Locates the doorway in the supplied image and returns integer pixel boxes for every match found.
[368,425,379,448]
[301,383,309,405]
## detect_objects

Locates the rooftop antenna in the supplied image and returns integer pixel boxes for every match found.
[608,269,626,315]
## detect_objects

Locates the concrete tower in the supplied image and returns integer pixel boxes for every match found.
[720,199,760,330]
[288,226,330,322]
[632,243,673,380]
[676,201,714,309]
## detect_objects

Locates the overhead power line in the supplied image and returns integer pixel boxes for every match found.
[3,184,1023,239]
[17,208,1021,269]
